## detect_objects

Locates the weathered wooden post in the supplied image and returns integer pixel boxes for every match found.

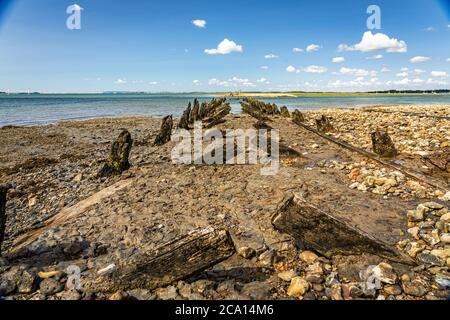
[154,115,173,146]
[99,130,133,177]
[316,115,334,132]
[292,110,305,125]
[280,106,291,118]
[0,184,9,256]
[371,129,397,158]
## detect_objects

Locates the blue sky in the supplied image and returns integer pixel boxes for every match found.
[0,0,449,93]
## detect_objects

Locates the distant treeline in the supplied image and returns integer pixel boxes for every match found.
[366,90,450,94]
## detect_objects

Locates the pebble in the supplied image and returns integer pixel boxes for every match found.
[277,270,298,282]
[402,280,428,297]
[17,270,38,294]
[60,289,81,300]
[287,277,310,298]
[109,291,129,300]
[155,286,178,300]
[237,247,256,259]
[383,284,402,296]
[299,251,319,264]
[39,278,64,296]
[372,263,397,284]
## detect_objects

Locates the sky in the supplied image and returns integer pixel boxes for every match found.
[0,0,449,93]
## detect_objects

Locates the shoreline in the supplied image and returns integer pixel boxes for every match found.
[1,103,449,129]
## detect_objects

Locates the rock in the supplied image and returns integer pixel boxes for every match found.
[440,233,450,243]
[97,263,117,276]
[155,286,178,300]
[407,227,420,239]
[17,270,38,294]
[277,270,298,282]
[371,129,397,158]
[430,249,450,261]
[60,289,81,300]
[237,247,256,259]
[99,130,133,177]
[154,115,173,146]
[326,284,343,301]
[420,230,441,246]
[287,277,310,298]
[39,278,64,296]
[258,250,276,267]
[73,173,83,183]
[299,251,319,264]
[280,107,291,118]
[342,283,363,300]
[407,209,424,222]
[416,253,445,267]
[372,263,398,284]
[439,191,450,201]
[383,284,402,296]
[109,291,129,300]
[402,280,428,297]
[422,202,444,210]
[405,242,426,258]
[0,279,16,296]
[38,271,62,279]
[441,213,450,222]
[240,282,272,300]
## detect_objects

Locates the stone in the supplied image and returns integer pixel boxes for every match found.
[439,191,450,201]
[287,277,310,298]
[405,242,426,258]
[327,284,343,301]
[17,270,38,294]
[407,227,420,239]
[73,173,83,183]
[430,249,450,261]
[0,279,16,296]
[372,263,398,285]
[407,209,424,222]
[420,230,441,246]
[299,251,319,264]
[38,271,62,279]
[39,278,64,296]
[316,115,334,132]
[258,250,276,267]
[237,247,256,259]
[240,282,272,300]
[383,284,402,296]
[441,213,450,222]
[371,129,397,158]
[440,233,450,243]
[99,130,133,177]
[402,280,428,297]
[342,283,363,300]
[277,270,298,282]
[416,253,445,267]
[109,291,129,300]
[155,286,178,300]
[154,115,173,146]
[60,289,81,300]
[422,202,444,210]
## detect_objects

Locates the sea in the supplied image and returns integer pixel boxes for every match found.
[1,93,450,127]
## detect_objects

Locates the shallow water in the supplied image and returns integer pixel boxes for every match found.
[1,93,450,127]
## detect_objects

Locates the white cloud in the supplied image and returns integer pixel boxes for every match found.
[338,31,407,53]
[412,78,424,84]
[193,80,202,86]
[409,56,431,64]
[396,72,409,77]
[332,57,345,63]
[192,19,207,28]
[413,69,425,75]
[306,44,320,52]
[367,54,383,60]
[302,65,328,73]
[447,58,450,62]
[286,65,297,73]
[427,78,448,85]
[257,78,270,84]
[264,54,278,59]
[261,66,269,70]
[424,27,435,32]
[381,67,391,73]
[208,77,255,87]
[114,79,127,84]
[337,67,377,77]
[431,71,448,78]
[149,81,158,85]
[293,48,304,53]
[205,39,243,55]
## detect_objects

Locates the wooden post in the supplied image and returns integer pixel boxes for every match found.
[0,184,9,256]
[83,228,236,292]
[99,130,133,177]
[154,115,173,146]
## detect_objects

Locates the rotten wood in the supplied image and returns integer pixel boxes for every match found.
[371,128,398,158]
[99,130,133,177]
[292,120,448,192]
[154,115,174,146]
[83,228,236,292]
[0,184,9,256]
[272,194,415,264]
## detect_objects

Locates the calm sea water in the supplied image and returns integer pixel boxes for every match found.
[1,93,450,127]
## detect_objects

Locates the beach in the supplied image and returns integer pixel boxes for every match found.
[0,103,449,300]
